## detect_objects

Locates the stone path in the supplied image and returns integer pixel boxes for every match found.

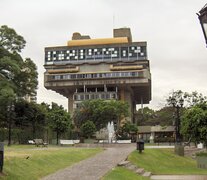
[41,145,135,180]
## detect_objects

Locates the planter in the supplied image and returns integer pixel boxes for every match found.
[196,153,207,169]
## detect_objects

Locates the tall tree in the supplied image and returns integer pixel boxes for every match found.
[48,103,71,145]
[0,25,38,145]
[0,25,26,53]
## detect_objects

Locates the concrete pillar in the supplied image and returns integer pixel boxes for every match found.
[124,90,133,123]
[120,88,125,101]
[119,88,133,123]
[68,94,74,115]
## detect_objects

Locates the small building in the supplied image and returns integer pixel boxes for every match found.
[138,125,175,143]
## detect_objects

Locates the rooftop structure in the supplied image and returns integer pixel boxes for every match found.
[44,28,151,123]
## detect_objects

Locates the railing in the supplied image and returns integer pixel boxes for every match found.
[73,92,117,101]
[47,71,143,81]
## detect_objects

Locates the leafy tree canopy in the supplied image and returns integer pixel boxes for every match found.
[80,120,96,138]
[0,25,26,53]
[181,103,207,146]
[73,99,129,130]
[48,102,71,144]
[167,90,207,107]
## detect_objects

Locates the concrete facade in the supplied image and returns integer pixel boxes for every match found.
[44,28,151,122]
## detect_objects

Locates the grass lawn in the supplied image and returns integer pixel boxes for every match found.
[0,145,102,180]
[102,167,149,180]
[128,148,207,175]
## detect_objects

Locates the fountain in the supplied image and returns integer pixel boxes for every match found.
[107,121,115,143]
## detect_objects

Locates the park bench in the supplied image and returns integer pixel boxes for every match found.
[73,140,80,144]
[34,139,48,147]
[117,140,131,144]
[60,140,79,146]
[28,140,35,144]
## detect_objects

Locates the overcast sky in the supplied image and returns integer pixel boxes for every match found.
[1,0,207,110]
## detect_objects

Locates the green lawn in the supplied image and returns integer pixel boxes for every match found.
[1,145,102,180]
[102,167,149,180]
[128,149,207,175]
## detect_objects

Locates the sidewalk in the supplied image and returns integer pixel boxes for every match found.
[41,145,135,180]
[150,175,207,180]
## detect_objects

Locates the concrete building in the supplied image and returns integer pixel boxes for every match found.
[44,28,151,123]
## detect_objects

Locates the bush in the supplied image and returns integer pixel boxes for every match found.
[80,120,96,138]
[196,152,207,157]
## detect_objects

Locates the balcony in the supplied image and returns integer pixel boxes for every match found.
[47,71,144,81]
[73,92,118,101]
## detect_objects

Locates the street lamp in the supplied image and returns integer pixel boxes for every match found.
[197,3,207,47]
[7,103,14,146]
[170,96,184,144]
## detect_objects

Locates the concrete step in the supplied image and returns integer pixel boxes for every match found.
[142,171,151,177]
[136,168,145,174]
[117,160,130,166]
[125,164,137,171]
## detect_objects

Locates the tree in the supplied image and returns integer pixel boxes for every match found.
[17,58,38,98]
[48,103,71,145]
[80,120,96,138]
[167,90,207,108]
[73,99,129,130]
[116,121,138,140]
[181,103,207,146]
[0,25,26,53]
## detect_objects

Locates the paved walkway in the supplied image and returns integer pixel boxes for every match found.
[41,145,135,180]
[146,145,174,149]
[150,175,207,180]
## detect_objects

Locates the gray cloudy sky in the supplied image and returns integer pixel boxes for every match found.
[1,0,207,110]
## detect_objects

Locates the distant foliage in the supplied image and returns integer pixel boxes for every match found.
[80,120,96,138]
[48,103,71,145]
[73,99,129,130]
[181,103,207,146]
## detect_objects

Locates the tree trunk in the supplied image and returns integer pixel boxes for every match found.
[56,131,59,145]
[32,122,36,139]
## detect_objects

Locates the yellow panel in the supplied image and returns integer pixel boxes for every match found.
[67,37,128,46]
[48,67,79,74]
[110,65,143,71]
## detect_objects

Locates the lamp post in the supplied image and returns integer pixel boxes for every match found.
[7,103,14,146]
[197,3,207,47]
[170,97,184,144]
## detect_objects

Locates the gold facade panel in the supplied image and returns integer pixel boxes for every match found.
[67,37,128,47]
[110,65,143,71]
[48,67,79,74]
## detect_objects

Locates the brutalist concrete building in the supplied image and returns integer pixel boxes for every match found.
[44,28,151,123]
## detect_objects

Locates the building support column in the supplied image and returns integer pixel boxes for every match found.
[68,94,74,115]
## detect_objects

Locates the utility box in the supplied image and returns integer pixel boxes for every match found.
[0,142,4,172]
[137,139,144,153]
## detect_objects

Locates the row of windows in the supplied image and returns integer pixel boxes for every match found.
[73,92,117,101]
[45,46,147,62]
[49,71,142,81]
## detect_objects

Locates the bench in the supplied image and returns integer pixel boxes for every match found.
[60,140,74,146]
[59,140,80,146]
[34,139,48,147]
[73,140,80,144]
[28,140,35,144]
[117,140,132,144]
